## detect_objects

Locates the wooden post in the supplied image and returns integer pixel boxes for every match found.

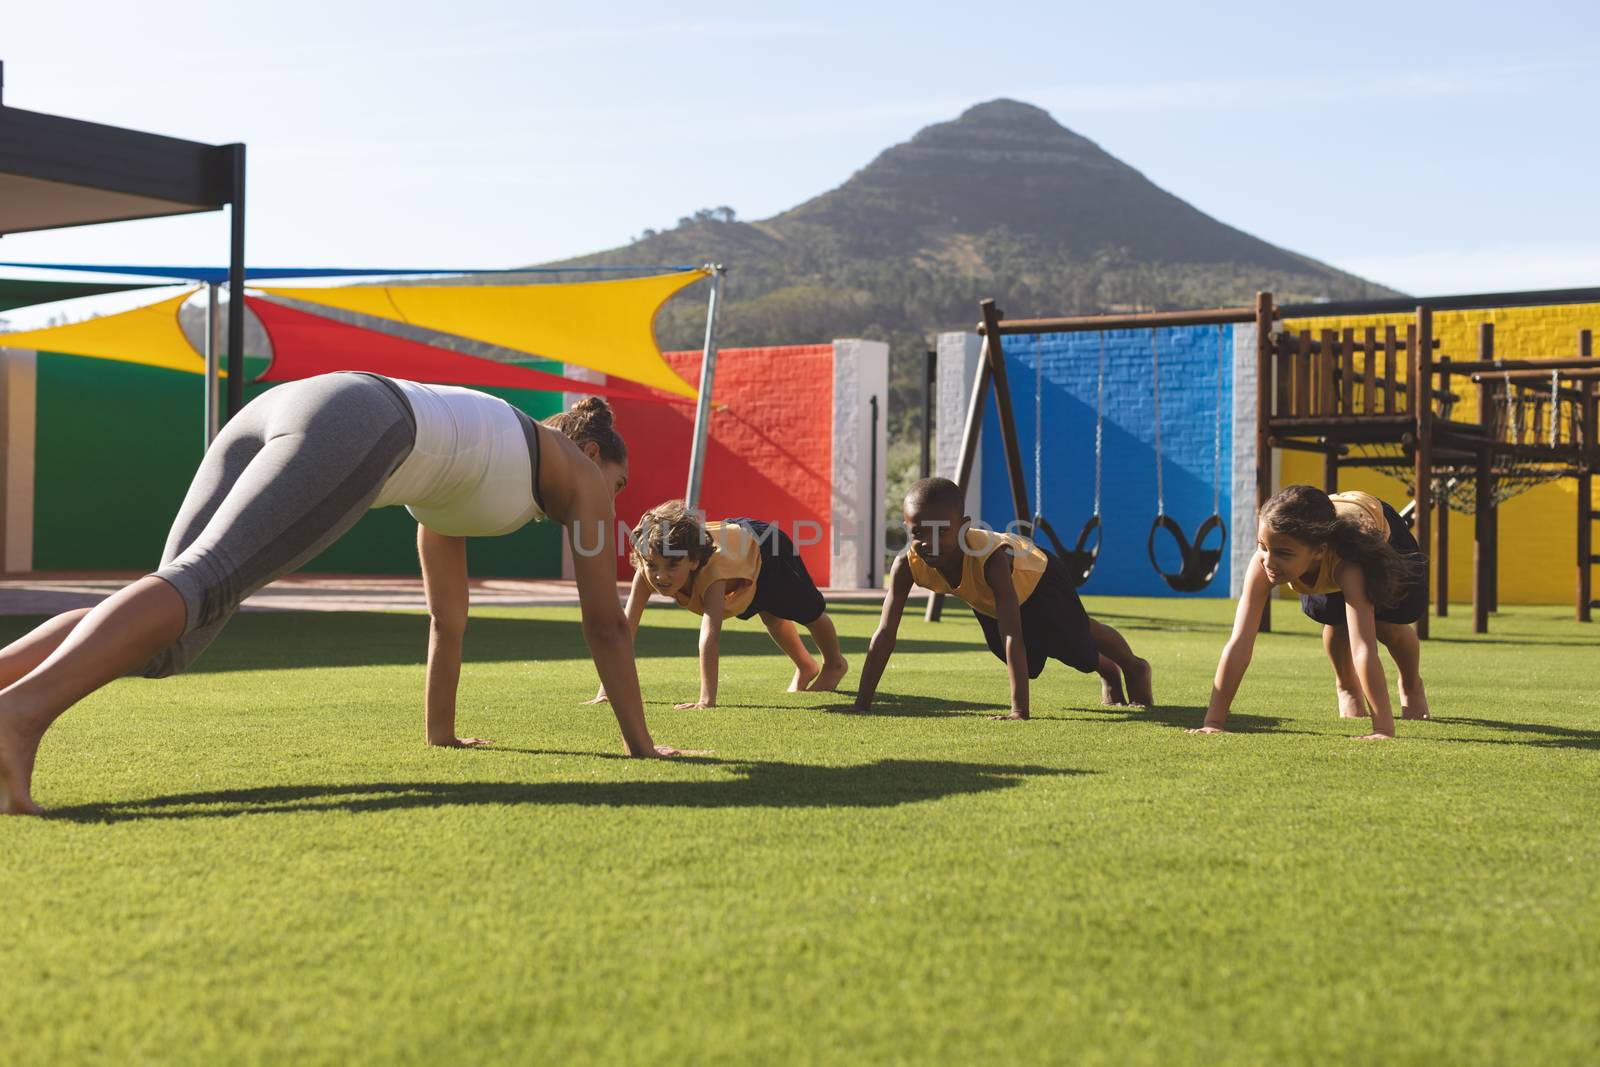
[1473,449,1491,634]
[1318,329,1336,414]
[1323,446,1339,492]
[1474,323,1495,634]
[1480,324,1500,613]
[1362,326,1377,413]
[1255,292,1275,632]
[979,299,1031,529]
[1580,328,1594,622]
[1341,327,1356,413]
[1436,354,1451,618]
[1295,332,1312,416]
[1413,306,1434,639]
[1436,489,1450,617]
[926,334,994,623]
[1383,326,1398,413]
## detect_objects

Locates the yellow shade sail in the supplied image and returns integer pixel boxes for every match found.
[261,269,709,399]
[0,288,204,374]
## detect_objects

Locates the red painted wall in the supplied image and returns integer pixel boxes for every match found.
[608,344,835,582]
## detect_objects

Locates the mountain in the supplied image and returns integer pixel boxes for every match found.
[496,100,1398,436]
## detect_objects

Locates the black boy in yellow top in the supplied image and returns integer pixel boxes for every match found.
[854,477,1153,719]
[586,500,849,710]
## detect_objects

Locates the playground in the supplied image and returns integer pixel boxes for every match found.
[2,36,1599,1067]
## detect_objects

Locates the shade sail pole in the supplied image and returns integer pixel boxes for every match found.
[683,264,725,509]
[225,143,246,420]
[203,283,221,447]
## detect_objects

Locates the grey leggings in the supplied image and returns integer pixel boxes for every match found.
[143,373,416,677]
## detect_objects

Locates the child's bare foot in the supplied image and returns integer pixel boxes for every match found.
[0,714,46,816]
[1124,658,1154,707]
[1336,688,1370,719]
[1400,682,1431,720]
[788,664,820,692]
[809,658,849,693]
[989,711,1029,721]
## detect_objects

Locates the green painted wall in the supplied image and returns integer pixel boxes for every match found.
[32,354,565,578]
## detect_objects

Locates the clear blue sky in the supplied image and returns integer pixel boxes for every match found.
[3,0,1597,297]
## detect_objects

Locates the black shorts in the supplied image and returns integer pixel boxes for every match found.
[726,518,827,625]
[1300,500,1427,627]
[974,554,1099,677]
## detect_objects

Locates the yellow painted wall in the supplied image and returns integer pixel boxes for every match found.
[1278,302,1599,606]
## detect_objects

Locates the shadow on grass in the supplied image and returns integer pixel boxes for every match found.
[813,692,1008,718]
[47,758,1091,823]
[1049,703,1302,734]
[1424,716,1600,751]
[1422,635,1598,648]
[1086,611,1236,636]
[0,612,988,674]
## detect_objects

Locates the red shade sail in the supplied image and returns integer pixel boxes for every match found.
[247,297,679,402]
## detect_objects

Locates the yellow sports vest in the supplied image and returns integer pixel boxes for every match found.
[644,520,762,616]
[906,527,1048,617]
[1286,491,1390,596]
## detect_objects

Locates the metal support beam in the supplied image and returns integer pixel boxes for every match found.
[926,335,994,623]
[225,142,246,420]
[203,282,221,447]
[683,264,725,509]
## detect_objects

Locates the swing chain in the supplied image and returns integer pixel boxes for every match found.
[1151,329,1164,517]
[1033,334,1043,525]
[1094,331,1105,518]
[1213,324,1224,518]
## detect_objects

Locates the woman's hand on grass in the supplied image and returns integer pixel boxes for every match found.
[651,745,712,757]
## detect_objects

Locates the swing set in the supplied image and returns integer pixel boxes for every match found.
[927,298,1238,621]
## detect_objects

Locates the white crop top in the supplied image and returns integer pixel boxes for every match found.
[370,379,545,537]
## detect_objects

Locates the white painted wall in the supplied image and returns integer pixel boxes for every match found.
[1230,324,1257,597]
[935,331,984,518]
[829,338,889,588]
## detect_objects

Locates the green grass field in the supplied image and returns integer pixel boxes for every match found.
[2,596,1596,1065]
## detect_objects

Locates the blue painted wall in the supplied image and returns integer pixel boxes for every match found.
[980,326,1234,597]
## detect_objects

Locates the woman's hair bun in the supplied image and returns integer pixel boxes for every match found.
[571,395,612,422]
[542,394,626,463]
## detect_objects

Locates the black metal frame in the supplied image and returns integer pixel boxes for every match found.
[0,60,247,416]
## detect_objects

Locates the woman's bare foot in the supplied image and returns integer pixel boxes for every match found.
[0,714,45,816]
[788,663,820,692]
[809,658,849,693]
[1336,687,1370,719]
[1124,658,1154,707]
[1399,681,1431,720]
